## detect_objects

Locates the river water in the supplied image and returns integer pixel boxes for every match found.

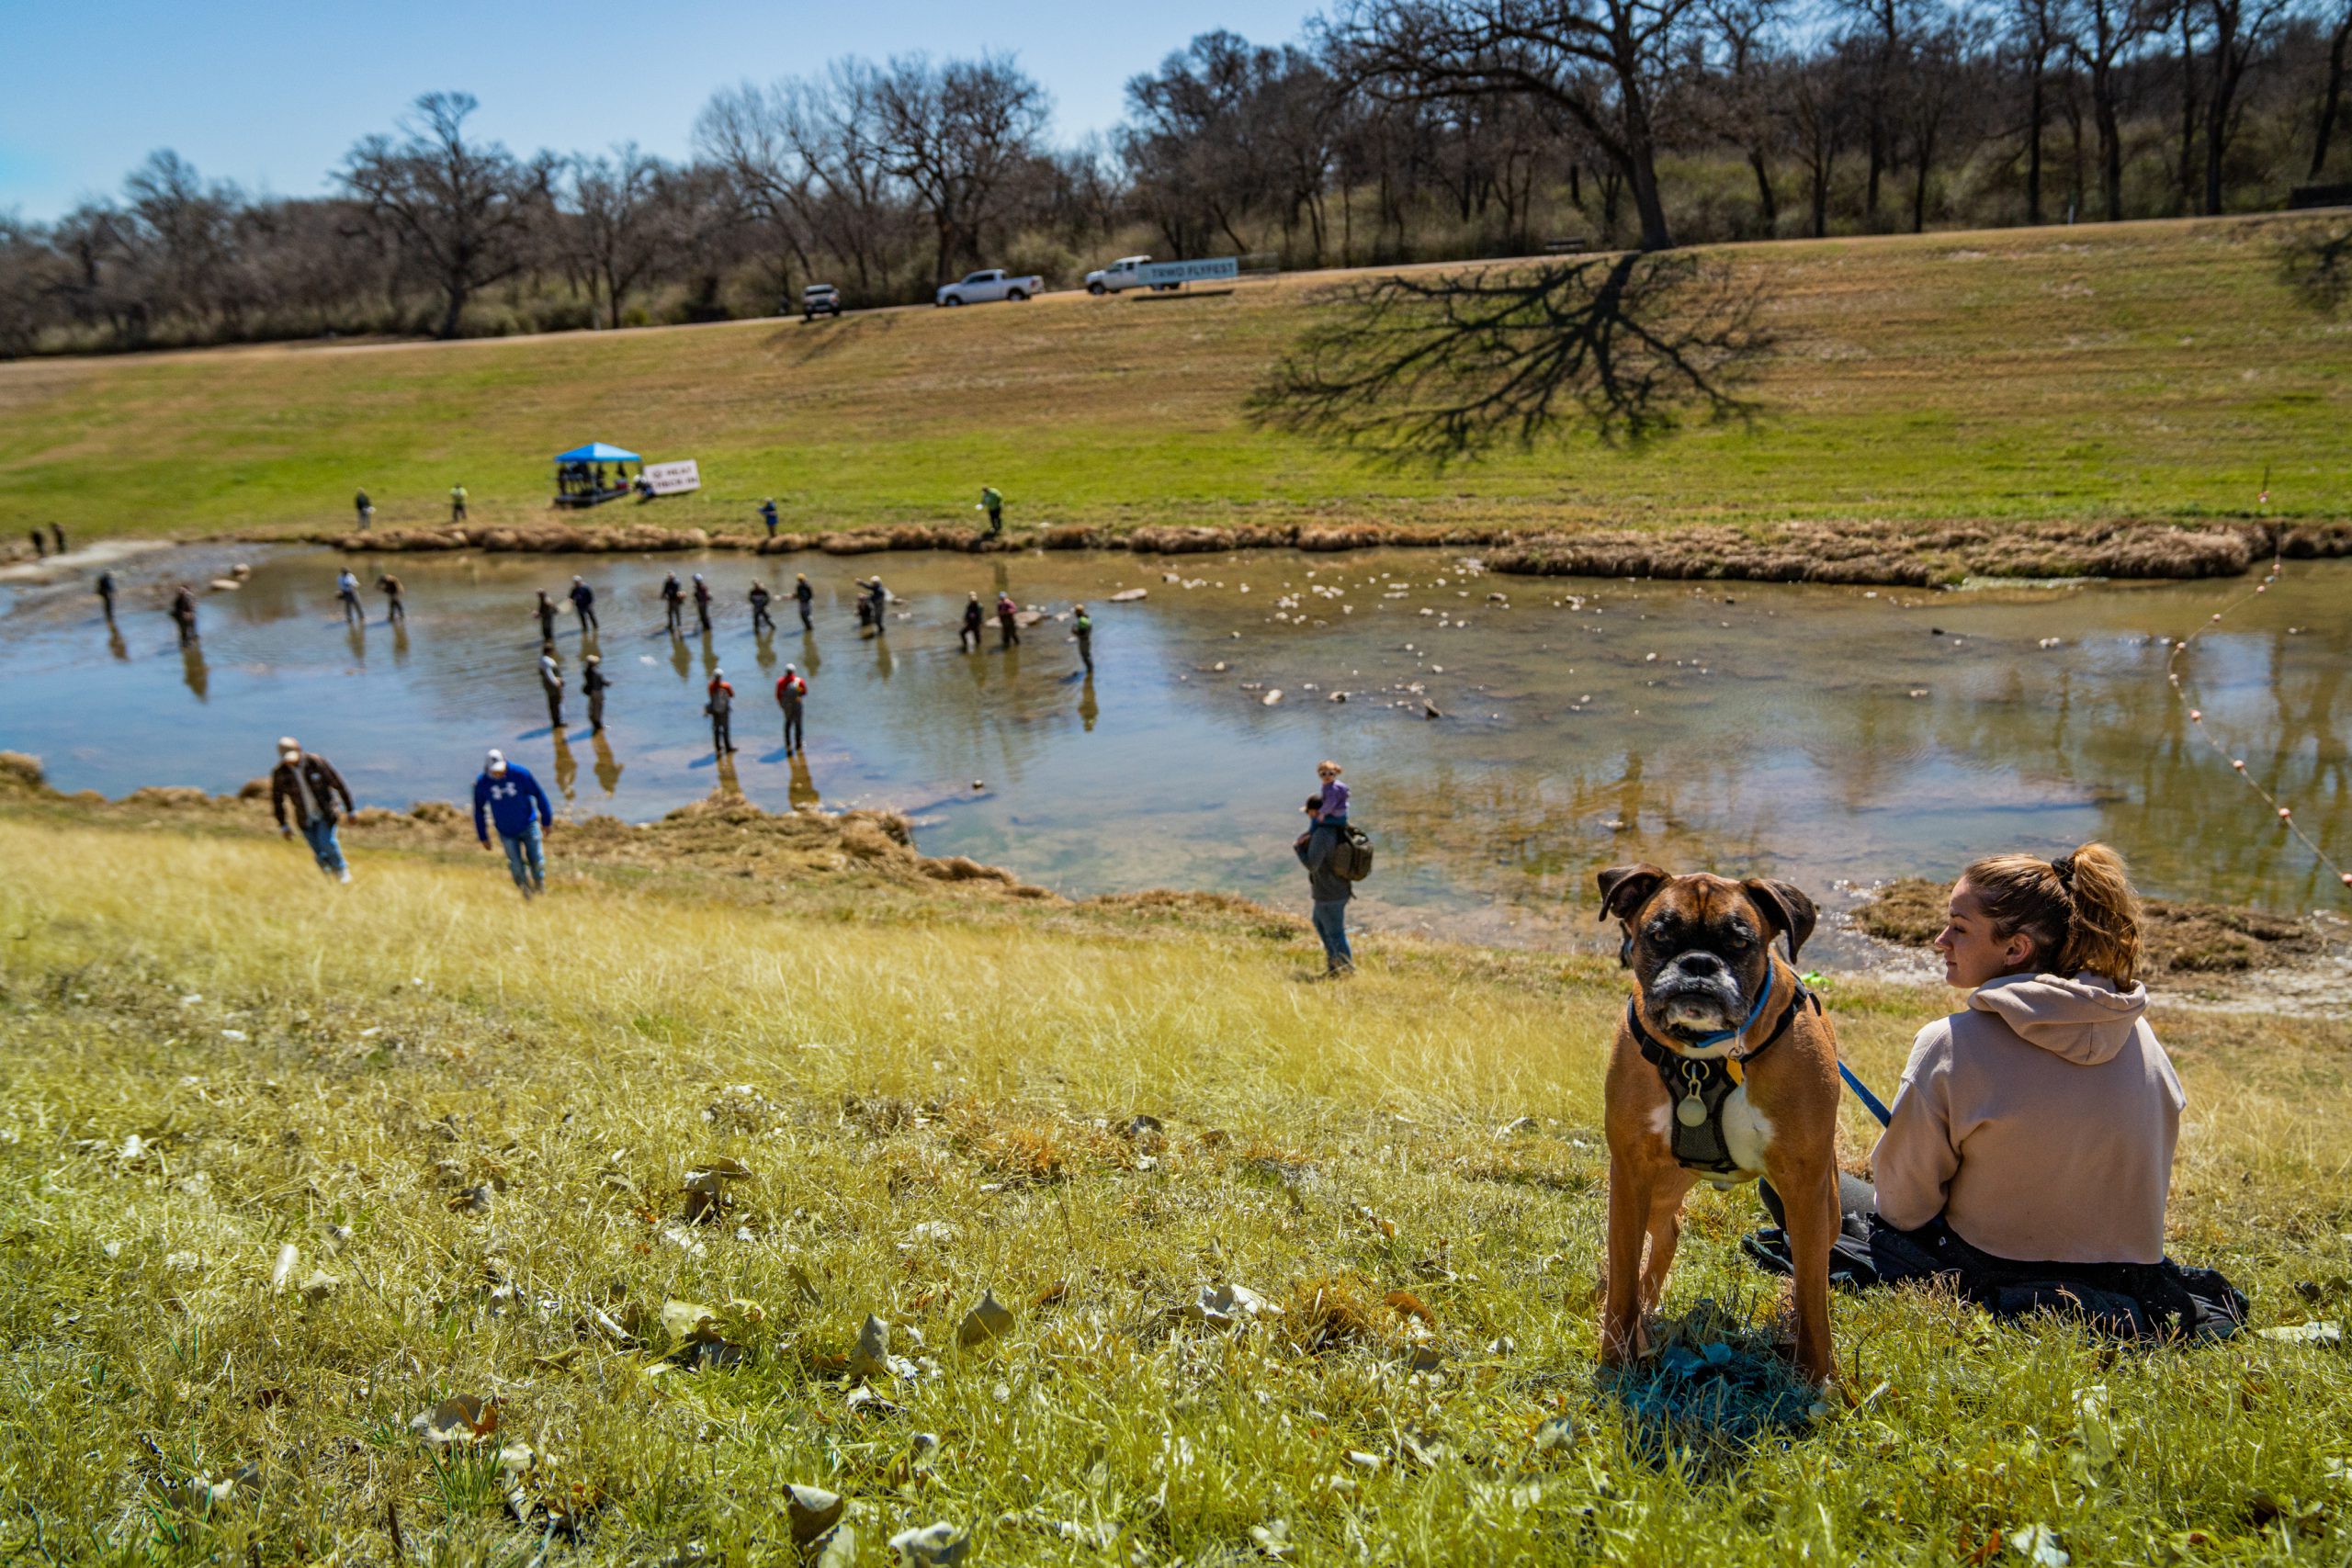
[2,544,2344,958]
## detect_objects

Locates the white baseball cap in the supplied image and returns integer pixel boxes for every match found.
[485,749,507,772]
[277,737,300,756]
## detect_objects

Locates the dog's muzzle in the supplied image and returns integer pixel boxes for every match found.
[1646,951,1745,1034]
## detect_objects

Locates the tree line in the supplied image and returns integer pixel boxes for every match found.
[2,0,2346,355]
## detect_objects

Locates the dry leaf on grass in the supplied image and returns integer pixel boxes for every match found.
[848,1313,892,1380]
[410,1393,498,1446]
[1182,1282,1281,1330]
[956,1290,1014,1348]
[786,1483,847,1544]
[889,1520,968,1566]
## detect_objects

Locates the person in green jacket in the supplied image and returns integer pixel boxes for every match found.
[1071,604,1094,674]
[979,486,1003,539]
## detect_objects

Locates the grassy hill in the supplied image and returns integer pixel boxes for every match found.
[3,215,2346,546]
[3,791,2349,1562]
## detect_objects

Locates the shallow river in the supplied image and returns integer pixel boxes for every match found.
[2,544,2344,959]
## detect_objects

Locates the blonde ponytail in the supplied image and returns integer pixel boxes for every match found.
[1961,840,2143,989]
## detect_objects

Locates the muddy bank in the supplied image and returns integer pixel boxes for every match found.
[0,750,1061,902]
[1854,875,2340,976]
[303,514,2352,587]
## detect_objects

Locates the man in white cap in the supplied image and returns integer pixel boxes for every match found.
[269,737,355,883]
[471,749,554,896]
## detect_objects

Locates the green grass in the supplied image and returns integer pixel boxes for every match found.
[3,215,2346,546]
[4,807,2350,1564]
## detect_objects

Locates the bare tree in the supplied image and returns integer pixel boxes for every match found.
[2310,0,2352,178]
[2069,0,2153,220]
[340,92,537,338]
[1329,0,1712,251]
[568,145,676,328]
[872,54,1052,283]
[2199,0,2293,212]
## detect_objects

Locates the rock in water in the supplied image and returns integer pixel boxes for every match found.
[1109,589,1148,602]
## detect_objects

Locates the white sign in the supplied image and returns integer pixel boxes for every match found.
[1140,256,1238,288]
[642,459,701,496]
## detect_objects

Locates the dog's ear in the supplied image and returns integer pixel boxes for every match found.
[1741,879,1819,963]
[1596,863,1669,924]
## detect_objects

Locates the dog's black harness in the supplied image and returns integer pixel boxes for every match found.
[1627,975,1820,1177]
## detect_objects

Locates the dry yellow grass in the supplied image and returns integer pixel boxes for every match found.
[4,807,2350,1563]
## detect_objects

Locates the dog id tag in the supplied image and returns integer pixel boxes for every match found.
[1676,1093,1708,1128]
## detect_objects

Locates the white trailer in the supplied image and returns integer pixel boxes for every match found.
[1085,255,1241,294]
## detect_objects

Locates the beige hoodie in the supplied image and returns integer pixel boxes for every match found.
[1871,972,2183,1264]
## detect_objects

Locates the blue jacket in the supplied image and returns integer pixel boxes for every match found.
[473,766,553,841]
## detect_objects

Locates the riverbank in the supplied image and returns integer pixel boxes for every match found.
[271,512,2352,588]
[6,218,2349,549]
[5,779,2351,1563]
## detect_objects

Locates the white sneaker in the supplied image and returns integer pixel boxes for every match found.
[339,869,353,885]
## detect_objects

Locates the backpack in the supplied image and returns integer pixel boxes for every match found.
[1331,825,1375,882]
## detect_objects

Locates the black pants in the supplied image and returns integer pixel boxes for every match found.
[587,692,605,731]
[453,502,468,522]
[544,685,564,728]
[752,605,774,633]
[666,601,683,633]
[100,594,115,621]
[711,712,733,753]
[999,619,1017,647]
[797,600,813,629]
[175,615,197,647]
[341,594,362,626]
[986,507,1001,536]
[387,596,405,624]
[1076,635,1093,673]
[782,706,803,753]
[961,625,980,651]
[576,604,598,634]
[539,612,557,641]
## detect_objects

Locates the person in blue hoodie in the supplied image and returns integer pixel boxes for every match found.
[472,748,554,896]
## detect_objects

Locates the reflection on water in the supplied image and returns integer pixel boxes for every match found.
[1,545,2344,954]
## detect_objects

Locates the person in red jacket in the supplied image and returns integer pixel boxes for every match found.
[706,669,736,755]
[775,663,808,755]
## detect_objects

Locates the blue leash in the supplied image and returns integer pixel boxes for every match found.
[1839,1062,1893,1127]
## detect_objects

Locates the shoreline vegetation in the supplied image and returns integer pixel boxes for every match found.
[8,753,2341,1004]
[281,513,2352,588]
[6,749,2352,1562]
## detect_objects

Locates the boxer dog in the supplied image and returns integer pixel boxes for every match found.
[1595,864,1843,1385]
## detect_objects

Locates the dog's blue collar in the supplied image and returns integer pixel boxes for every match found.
[1671,968,1777,1055]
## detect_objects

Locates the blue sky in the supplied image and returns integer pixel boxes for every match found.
[0,0,1322,221]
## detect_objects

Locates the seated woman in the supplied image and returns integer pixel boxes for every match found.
[1749,841,2243,1339]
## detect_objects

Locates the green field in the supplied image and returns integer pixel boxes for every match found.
[3,216,2346,545]
[5,789,2351,1564]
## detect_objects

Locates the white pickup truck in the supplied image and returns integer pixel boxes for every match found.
[935,269,1043,307]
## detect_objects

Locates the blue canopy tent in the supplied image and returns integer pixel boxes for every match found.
[552,443,642,508]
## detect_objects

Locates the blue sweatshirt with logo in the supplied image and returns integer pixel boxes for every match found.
[473,765,553,841]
